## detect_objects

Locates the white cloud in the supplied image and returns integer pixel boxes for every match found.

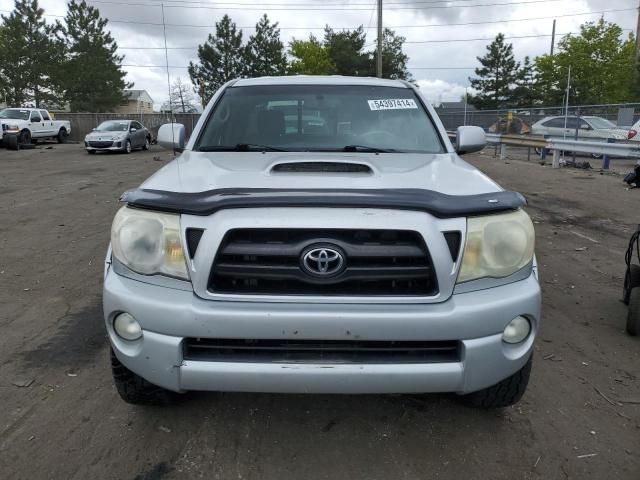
[416,79,474,105]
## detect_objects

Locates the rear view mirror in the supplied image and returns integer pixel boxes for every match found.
[157,123,186,152]
[455,126,486,155]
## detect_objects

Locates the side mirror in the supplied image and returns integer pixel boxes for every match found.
[455,126,486,155]
[157,123,186,152]
[92,128,96,131]
[130,127,137,132]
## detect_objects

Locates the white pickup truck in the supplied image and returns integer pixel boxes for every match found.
[0,107,72,149]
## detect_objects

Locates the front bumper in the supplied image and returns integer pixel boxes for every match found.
[85,140,124,151]
[104,267,541,395]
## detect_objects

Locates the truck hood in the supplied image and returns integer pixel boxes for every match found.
[140,151,502,196]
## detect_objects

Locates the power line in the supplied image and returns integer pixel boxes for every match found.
[78,0,606,11]
[3,7,632,31]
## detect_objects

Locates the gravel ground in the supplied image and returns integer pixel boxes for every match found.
[0,143,638,480]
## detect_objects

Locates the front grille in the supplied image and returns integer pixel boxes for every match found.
[88,141,113,148]
[184,338,460,364]
[209,229,438,296]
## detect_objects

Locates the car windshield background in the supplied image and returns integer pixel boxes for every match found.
[0,109,30,120]
[196,85,444,153]
[97,121,130,132]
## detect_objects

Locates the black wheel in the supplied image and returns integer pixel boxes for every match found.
[143,136,150,150]
[87,149,96,155]
[4,134,19,150]
[18,129,31,146]
[110,348,177,405]
[57,128,68,144]
[623,264,640,305]
[123,139,132,154]
[627,288,640,336]
[462,355,532,408]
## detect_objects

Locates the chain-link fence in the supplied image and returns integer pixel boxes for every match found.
[53,112,202,142]
[436,103,640,132]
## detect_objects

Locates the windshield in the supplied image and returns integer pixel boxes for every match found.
[587,117,616,129]
[195,85,444,153]
[96,120,130,132]
[0,109,30,120]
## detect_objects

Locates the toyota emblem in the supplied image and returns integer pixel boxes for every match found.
[301,246,345,277]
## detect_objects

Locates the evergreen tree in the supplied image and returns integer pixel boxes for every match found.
[323,26,369,76]
[244,14,287,77]
[512,56,537,107]
[0,0,65,107]
[189,15,245,104]
[468,33,520,109]
[369,28,411,80]
[61,0,130,112]
[288,35,336,75]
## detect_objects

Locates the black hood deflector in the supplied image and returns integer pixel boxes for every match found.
[121,188,526,218]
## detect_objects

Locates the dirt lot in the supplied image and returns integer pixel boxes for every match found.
[0,143,638,480]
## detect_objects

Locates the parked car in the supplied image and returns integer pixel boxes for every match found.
[0,107,71,149]
[627,119,640,141]
[84,120,151,154]
[531,115,627,141]
[104,76,539,408]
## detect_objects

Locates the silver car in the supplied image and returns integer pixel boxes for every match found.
[531,115,627,141]
[104,76,540,408]
[84,120,151,154]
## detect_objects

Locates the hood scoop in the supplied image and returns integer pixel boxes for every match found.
[270,161,373,174]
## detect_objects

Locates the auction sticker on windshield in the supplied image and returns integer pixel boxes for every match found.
[368,99,418,110]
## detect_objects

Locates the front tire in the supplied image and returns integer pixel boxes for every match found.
[627,288,640,336]
[57,128,68,144]
[143,137,150,150]
[123,139,132,154]
[463,355,532,408]
[87,149,96,155]
[110,348,177,405]
[18,129,31,147]
[623,264,640,305]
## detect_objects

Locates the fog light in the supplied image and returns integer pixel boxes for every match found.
[113,313,142,341]
[502,316,531,344]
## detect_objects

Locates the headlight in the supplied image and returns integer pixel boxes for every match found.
[111,206,189,280]
[457,209,534,283]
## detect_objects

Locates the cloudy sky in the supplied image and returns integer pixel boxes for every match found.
[0,0,636,107]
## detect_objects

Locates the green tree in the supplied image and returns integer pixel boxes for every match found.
[288,35,336,75]
[61,0,130,112]
[512,56,537,107]
[189,14,245,104]
[324,26,369,76]
[468,33,520,109]
[369,28,411,80]
[244,14,287,77]
[0,0,65,107]
[534,19,639,105]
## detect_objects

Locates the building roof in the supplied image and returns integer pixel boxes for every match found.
[234,75,411,88]
[123,89,154,102]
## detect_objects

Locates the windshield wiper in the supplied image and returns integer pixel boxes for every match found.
[342,145,399,153]
[199,143,288,152]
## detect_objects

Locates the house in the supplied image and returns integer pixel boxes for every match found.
[113,90,155,114]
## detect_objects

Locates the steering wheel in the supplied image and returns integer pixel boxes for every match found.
[358,130,397,143]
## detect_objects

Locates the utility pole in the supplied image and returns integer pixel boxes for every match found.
[376,0,383,78]
[550,19,556,55]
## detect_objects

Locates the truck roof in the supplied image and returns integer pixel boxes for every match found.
[233,75,411,88]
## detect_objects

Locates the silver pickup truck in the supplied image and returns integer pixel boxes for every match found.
[104,76,540,408]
